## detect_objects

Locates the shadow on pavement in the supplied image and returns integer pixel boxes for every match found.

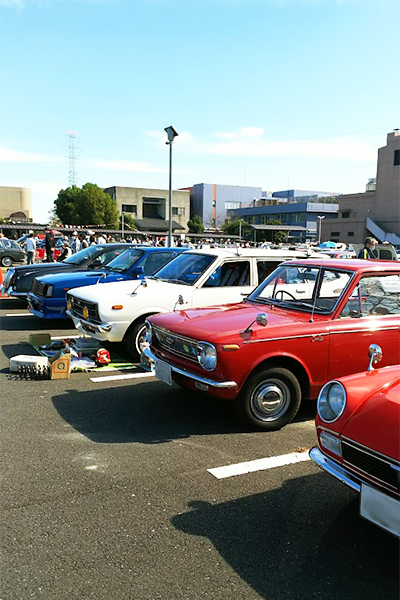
[171,473,399,600]
[52,382,316,444]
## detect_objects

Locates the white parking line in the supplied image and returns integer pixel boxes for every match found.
[208,451,311,479]
[90,372,155,383]
[5,313,34,317]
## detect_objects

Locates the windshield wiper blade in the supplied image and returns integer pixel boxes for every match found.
[278,300,323,311]
[246,297,274,305]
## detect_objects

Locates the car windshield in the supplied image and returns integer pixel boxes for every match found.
[63,245,104,265]
[104,248,143,273]
[246,264,353,313]
[151,253,217,285]
[1,239,21,250]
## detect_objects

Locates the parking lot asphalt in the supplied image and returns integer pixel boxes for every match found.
[1,296,399,600]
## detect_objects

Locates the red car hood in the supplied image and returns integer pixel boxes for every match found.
[150,302,311,344]
[341,374,400,460]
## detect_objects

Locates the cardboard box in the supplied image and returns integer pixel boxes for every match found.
[29,333,51,347]
[49,353,71,379]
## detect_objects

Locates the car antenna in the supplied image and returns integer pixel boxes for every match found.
[309,269,323,323]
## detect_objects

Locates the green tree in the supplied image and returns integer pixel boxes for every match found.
[54,183,119,228]
[221,219,247,236]
[187,215,205,234]
[120,213,137,231]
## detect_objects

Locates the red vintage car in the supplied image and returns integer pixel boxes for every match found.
[309,345,400,538]
[142,259,400,430]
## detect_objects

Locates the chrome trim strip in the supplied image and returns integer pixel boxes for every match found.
[309,446,361,493]
[243,332,328,344]
[142,346,237,390]
[330,326,399,334]
[244,324,399,344]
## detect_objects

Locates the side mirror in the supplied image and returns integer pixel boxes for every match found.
[92,259,102,268]
[133,265,144,275]
[367,343,382,371]
[243,312,268,334]
[173,295,185,311]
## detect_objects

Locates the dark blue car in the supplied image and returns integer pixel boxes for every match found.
[27,246,185,319]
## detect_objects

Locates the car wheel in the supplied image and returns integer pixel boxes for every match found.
[236,366,302,431]
[124,318,147,362]
[1,256,13,267]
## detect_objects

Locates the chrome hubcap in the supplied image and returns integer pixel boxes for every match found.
[250,379,291,422]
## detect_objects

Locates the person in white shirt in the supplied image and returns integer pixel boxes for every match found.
[25,233,36,264]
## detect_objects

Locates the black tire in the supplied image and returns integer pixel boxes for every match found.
[1,256,13,267]
[124,318,147,362]
[235,366,302,431]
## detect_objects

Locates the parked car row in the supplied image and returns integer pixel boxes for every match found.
[2,243,399,538]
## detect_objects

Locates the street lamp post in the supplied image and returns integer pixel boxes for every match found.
[121,211,124,240]
[164,126,179,247]
[317,215,325,244]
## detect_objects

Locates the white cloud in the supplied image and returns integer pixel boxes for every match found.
[0,147,61,164]
[173,130,377,161]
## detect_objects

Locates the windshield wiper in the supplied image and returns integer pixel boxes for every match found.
[163,278,191,285]
[277,300,323,311]
[246,297,274,305]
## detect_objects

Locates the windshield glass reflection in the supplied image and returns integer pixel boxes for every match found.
[247,264,353,313]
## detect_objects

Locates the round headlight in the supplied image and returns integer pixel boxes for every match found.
[317,381,347,423]
[145,321,153,345]
[197,342,217,371]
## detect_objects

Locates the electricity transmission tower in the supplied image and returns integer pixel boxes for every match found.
[67,130,78,186]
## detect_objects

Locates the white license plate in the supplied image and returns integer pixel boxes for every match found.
[360,483,400,537]
[155,359,172,386]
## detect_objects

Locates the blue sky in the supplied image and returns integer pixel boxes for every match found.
[1,0,399,222]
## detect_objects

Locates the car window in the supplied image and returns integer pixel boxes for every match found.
[340,274,400,317]
[203,260,250,287]
[63,245,104,264]
[248,265,352,313]
[101,248,137,269]
[141,252,174,276]
[257,260,278,284]
[154,253,216,285]
[1,239,18,250]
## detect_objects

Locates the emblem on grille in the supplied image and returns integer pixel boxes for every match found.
[165,336,175,345]
[83,306,89,320]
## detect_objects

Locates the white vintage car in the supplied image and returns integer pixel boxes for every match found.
[66,247,326,361]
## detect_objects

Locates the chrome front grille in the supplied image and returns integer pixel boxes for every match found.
[67,294,101,324]
[342,439,399,491]
[153,326,199,363]
[32,279,46,296]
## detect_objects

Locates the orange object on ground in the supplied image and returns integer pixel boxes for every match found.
[0,268,7,297]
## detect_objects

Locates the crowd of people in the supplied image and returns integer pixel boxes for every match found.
[1,229,388,264]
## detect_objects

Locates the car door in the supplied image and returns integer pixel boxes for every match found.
[327,273,400,379]
[191,259,253,307]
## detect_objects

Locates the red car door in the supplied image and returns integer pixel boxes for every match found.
[327,273,400,379]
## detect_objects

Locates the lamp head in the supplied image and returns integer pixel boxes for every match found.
[164,126,178,143]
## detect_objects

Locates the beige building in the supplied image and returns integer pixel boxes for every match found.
[0,186,32,221]
[103,186,190,233]
[321,131,400,245]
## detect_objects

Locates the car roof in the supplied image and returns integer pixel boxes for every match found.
[280,258,400,272]
[180,247,326,259]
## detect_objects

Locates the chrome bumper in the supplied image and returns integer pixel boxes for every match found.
[141,346,237,390]
[66,310,112,334]
[309,446,361,493]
